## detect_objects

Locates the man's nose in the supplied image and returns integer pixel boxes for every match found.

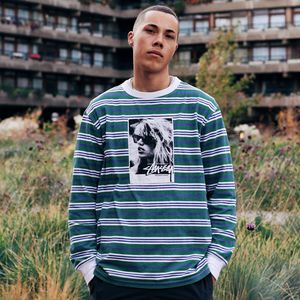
[153,34,163,48]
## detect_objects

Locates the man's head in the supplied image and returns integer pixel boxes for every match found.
[128,5,179,74]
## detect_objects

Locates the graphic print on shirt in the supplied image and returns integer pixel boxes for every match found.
[128,118,174,184]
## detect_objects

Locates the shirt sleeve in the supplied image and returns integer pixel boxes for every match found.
[68,111,104,284]
[200,108,237,280]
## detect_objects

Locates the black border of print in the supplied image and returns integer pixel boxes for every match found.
[128,118,174,184]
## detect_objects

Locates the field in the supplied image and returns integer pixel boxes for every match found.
[0,128,299,300]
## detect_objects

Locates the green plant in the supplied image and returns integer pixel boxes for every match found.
[33,89,44,100]
[195,28,254,127]
[173,0,186,14]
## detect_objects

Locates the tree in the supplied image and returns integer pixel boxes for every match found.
[196,28,254,127]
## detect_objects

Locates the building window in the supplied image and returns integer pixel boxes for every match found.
[84,84,92,97]
[270,9,285,28]
[33,78,43,90]
[17,77,29,88]
[174,50,191,66]
[179,19,193,35]
[57,16,68,31]
[32,44,39,54]
[232,12,248,32]
[293,8,300,27]
[94,84,104,96]
[79,22,91,34]
[3,77,15,88]
[234,48,248,63]
[44,15,55,29]
[71,17,78,32]
[4,7,15,19]
[58,81,68,95]
[253,47,269,61]
[4,42,14,56]
[270,47,286,61]
[195,18,209,33]
[17,43,29,55]
[94,22,104,36]
[59,48,68,61]
[32,11,43,26]
[179,51,191,64]
[94,52,104,67]
[18,8,29,22]
[71,49,81,64]
[82,52,92,66]
[253,10,268,30]
[215,13,231,30]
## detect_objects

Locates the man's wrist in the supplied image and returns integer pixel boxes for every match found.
[77,258,96,285]
[207,253,226,280]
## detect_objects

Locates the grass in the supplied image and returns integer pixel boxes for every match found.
[0,128,299,299]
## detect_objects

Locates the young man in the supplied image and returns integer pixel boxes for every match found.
[69,5,236,300]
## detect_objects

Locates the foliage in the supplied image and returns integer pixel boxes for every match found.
[195,28,254,127]
[214,219,300,299]
[232,138,300,211]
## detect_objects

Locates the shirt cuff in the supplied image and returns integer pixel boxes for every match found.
[77,258,96,285]
[207,253,226,280]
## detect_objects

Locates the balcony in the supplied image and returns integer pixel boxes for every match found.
[179,23,300,45]
[171,57,300,77]
[254,95,300,107]
[21,0,138,18]
[0,89,90,108]
[0,16,129,48]
[185,0,300,14]
[0,53,131,79]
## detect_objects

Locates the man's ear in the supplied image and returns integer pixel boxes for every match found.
[172,43,178,57]
[128,31,134,47]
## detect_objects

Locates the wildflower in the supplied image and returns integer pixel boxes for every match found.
[246,223,256,231]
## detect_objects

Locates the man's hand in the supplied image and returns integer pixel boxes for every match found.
[212,275,216,284]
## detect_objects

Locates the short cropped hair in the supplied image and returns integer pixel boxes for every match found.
[133,5,178,32]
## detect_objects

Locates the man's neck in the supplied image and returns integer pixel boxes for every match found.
[132,68,171,92]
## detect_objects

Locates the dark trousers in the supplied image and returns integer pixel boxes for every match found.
[89,274,213,300]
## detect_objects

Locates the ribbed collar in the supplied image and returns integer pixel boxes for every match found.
[121,76,180,98]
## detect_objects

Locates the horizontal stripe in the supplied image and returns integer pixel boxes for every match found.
[97,218,211,227]
[103,258,207,280]
[97,183,206,193]
[96,201,207,210]
[98,236,211,244]
[202,146,231,158]
[97,253,204,263]
[74,150,104,161]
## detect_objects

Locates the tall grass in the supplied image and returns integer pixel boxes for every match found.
[232,139,300,211]
[0,129,299,299]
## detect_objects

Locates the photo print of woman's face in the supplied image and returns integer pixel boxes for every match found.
[128,118,174,184]
[132,123,156,159]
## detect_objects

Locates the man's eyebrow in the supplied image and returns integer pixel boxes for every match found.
[145,23,176,34]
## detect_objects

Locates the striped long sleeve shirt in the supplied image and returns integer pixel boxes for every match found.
[68,76,237,289]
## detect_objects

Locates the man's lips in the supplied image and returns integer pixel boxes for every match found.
[147,50,163,58]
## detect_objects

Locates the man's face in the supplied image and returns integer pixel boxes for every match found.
[128,11,178,74]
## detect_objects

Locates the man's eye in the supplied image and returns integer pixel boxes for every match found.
[146,29,154,33]
[166,35,175,39]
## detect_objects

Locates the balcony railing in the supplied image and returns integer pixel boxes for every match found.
[1,50,118,69]
[0,15,125,40]
[179,21,294,36]
[171,54,297,68]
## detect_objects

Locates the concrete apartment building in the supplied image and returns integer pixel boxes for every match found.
[0,0,300,119]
